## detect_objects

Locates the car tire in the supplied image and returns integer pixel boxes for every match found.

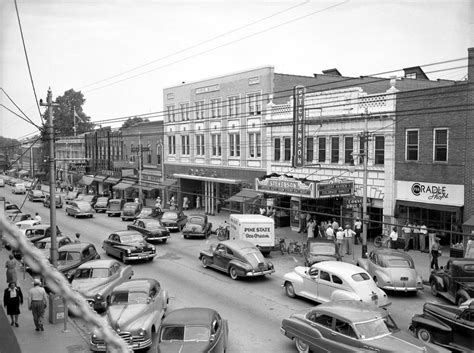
[201,257,208,268]
[457,295,469,306]
[430,281,438,297]
[229,266,238,280]
[285,282,296,298]
[162,239,167,243]
[294,338,309,353]
[416,327,433,343]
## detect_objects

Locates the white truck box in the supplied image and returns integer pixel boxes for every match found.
[228,214,275,255]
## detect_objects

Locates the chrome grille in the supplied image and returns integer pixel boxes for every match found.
[118,332,132,344]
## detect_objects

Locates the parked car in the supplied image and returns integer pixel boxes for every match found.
[24,224,62,243]
[121,202,142,221]
[70,259,134,313]
[199,240,275,280]
[79,194,99,208]
[102,230,156,264]
[24,181,33,190]
[55,242,101,282]
[15,219,41,234]
[65,201,94,218]
[430,257,474,305]
[65,190,81,205]
[90,278,168,352]
[12,183,26,194]
[281,300,445,353]
[160,209,188,232]
[0,178,4,187]
[282,261,391,308]
[304,238,341,266]
[127,218,170,243]
[6,212,32,222]
[6,178,17,186]
[357,249,424,293]
[93,196,110,213]
[34,235,72,260]
[43,194,63,208]
[158,307,228,353]
[106,198,125,217]
[409,298,474,352]
[136,206,162,219]
[27,189,46,202]
[182,214,213,239]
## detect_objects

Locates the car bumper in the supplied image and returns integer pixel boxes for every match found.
[146,234,170,241]
[90,337,152,352]
[124,252,156,262]
[380,284,424,292]
[75,213,93,217]
[163,225,179,231]
[245,269,275,277]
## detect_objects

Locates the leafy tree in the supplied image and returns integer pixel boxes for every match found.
[120,116,149,129]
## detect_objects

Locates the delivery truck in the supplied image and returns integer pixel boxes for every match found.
[228,214,275,256]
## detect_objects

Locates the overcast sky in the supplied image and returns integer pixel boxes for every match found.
[1,0,472,140]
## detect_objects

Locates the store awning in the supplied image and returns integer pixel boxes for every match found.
[395,200,461,213]
[93,175,108,182]
[113,181,136,191]
[173,173,242,184]
[136,182,158,192]
[226,189,262,203]
[104,177,120,185]
[78,175,94,186]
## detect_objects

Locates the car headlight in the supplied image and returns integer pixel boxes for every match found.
[95,294,103,301]
[137,328,146,337]
[126,249,131,255]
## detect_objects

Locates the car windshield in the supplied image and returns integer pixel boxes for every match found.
[111,290,148,305]
[189,216,204,225]
[354,315,398,339]
[57,251,81,265]
[75,268,109,279]
[82,196,94,202]
[161,325,210,342]
[120,234,144,243]
[385,257,412,268]
[241,248,265,267]
[124,203,138,210]
[97,197,108,203]
[109,202,122,209]
[351,272,371,282]
[309,243,335,255]
[162,212,177,219]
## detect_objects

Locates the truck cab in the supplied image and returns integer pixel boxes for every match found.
[430,258,474,305]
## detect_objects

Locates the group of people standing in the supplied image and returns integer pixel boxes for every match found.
[401,221,441,270]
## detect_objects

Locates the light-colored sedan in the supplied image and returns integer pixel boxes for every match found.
[71,259,133,312]
[65,201,94,218]
[357,249,424,292]
[282,261,391,308]
[90,278,168,352]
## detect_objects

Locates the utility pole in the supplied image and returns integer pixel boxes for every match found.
[361,110,369,259]
[138,133,143,203]
[40,88,59,267]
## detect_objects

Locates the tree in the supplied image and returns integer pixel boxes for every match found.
[120,116,149,129]
[46,89,95,137]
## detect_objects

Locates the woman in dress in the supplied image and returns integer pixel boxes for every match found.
[5,254,17,284]
[3,281,23,327]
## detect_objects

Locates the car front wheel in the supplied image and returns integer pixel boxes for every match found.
[201,257,208,268]
[416,327,433,343]
[430,281,438,296]
[295,338,309,353]
[285,282,296,298]
[229,266,238,280]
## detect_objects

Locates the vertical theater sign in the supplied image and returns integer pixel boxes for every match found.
[293,86,305,168]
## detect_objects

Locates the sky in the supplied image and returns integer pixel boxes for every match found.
[0,0,472,140]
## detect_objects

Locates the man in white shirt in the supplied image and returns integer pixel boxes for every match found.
[402,222,412,251]
[354,218,362,244]
[389,226,398,249]
[325,225,334,240]
[335,227,344,256]
[34,213,41,223]
[344,225,356,255]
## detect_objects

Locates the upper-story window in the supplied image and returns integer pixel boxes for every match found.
[318,137,326,163]
[331,137,339,163]
[306,137,314,163]
[344,136,353,164]
[196,134,205,156]
[166,105,175,122]
[284,137,291,161]
[181,135,190,155]
[168,136,176,155]
[433,128,448,162]
[406,129,419,161]
[229,133,240,157]
[247,92,262,116]
[228,96,240,117]
[211,133,221,157]
[210,98,221,118]
[180,103,190,121]
[374,135,385,165]
[248,132,261,158]
[274,138,281,161]
[195,101,205,120]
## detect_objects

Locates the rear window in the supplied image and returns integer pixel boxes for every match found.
[351,272,371,282]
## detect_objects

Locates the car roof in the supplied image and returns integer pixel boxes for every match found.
[77,259,117,269]
[15,220,39,225]
[188,213,205,218]
[140,218,160,224]
[113,230,143,237]
[75,201,91,205]
[58,242,94,251]
[162,307,218,326]
[312,300,387,323]
[311,261,365,275]
[113,278,158,292]
[370,248,413,260]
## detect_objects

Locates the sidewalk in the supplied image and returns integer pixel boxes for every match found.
[0,247,89,353]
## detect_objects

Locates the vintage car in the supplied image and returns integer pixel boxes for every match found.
[43,194,63,208]
[65,190,81,205]
[93,196,110,213]
[127,218,170,243]
[357,249,424,292]
[12,183,26,194]
[27,189,46,202]
[24,181,33,190]
[106,198,125,217]
[6,212,32,222]
[71,259,134,312]
[409,298,474,352]
[281,300,446,353]
[121,202,142,221]
[158,307,228,353]
[430,257,474,305]
[136,206,162,219]
[160,209,188,232]
[65,200,94,218]
[55,242,101,282]
[80,194,99,208]
[199,240,275,280]
[34,235,72,259]
[102,230,156,264]
[24,224,62,243]
[15,219,41,234]
[282,261,391,308]
[304,238,340,266]
[182,214,213,239]
[90,278,168,352]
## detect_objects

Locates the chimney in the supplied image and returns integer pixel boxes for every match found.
[322,68,342,76]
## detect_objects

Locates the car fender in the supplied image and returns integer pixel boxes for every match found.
[282,316,324,340]
[411,314,452,333]
[227,259,251,273]
[330,289,360,302]
[373,269,391,284]
[455,288,472,304]
[282,271,305,287]
[429,274,444,290]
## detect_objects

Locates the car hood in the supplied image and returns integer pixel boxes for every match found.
[120,242,150,249]
[368,330,437,352]
[158,341,210,353]
[107,304,149,331]
[307,254,338,264]
[71,278,108,296]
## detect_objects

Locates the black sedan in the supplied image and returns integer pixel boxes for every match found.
[53,242,101,283]
[199,240,275,280]
[160,210,188,232]
[136,206,162,219]
[304,238,341,266]
[127,218,170,243]
[102,230,156,264]
[182,214,212,239]
[158,307,228,353]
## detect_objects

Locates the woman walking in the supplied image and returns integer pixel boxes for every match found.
[3,282,23,327]
[5,254,17,284]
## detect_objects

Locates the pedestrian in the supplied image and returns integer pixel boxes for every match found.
[411,222,419,250]
[169,195,176,210]
[74,232,81,243]
[319,221,327,238]
[335,227,344,257]
[354,218,362,245]
[34,212,42,223]
[344,225,356,255]
[389,226,398,249]
[3,281,23,327]
[306,218,316,239]
[28,279,48,332]
[298,212,307,233]
[419,223,428,252]
[260,206,266,215]
[325,224,334,241]
[430,237,441,270]
[402,221,412,251]
[195,195,201,210]
[5,254,17,284]
[332,218,339,231]
[183,196,189,210]
[155,196,162,211]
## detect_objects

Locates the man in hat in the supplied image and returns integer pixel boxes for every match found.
[353,218,362,245]
[28,279,48,331]
[430,237,441,270]
[335,227,344,257]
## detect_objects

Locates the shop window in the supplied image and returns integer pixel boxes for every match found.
[274,138,281,161]
[306,137,314,162]
[331,137,339,163]
[374,135,385,165]
[406,129,419,161]
[284,137,291,161]
[433,128,448,162]
[318,137,326,163]
[344,136,353,164]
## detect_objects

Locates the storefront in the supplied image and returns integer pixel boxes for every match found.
[395,180,464,253]
[77,175,95,194]
[224,189,262,214]
[112,179,137,201]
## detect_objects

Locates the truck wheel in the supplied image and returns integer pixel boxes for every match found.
[285,282,296,298]
[229,266,238,280]
[416,327,433,343]
[430,281,438,296]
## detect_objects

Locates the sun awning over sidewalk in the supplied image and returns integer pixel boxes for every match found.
[226,189,262,203]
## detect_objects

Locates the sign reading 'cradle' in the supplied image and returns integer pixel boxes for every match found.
[396,181,464,207]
